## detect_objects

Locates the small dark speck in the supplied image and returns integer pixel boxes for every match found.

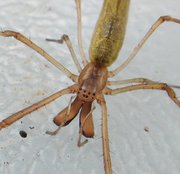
[19,130,27,138]
[144,127,149,132]
[29,126,35,129]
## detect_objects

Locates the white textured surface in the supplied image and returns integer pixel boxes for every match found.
[0,0,180,174]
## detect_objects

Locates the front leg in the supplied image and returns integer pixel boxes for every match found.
[0,85,77,130]
[0,30,78,82]
[108,16,180,77]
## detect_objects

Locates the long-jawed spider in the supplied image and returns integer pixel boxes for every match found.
[0,0,180,173]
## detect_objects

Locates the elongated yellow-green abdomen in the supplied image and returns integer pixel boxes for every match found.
[90,0,130,66]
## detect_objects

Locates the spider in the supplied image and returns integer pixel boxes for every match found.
[0,0,180,173]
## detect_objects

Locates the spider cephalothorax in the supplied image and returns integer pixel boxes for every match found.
[77,63,108,102]
[53,63,108,137]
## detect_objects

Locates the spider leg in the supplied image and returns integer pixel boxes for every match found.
[97,94,112,174]
[46,34,82,73]
[104,83,180,107]
[107,77,180,90]
[0,85,77,130]
[107,77,155,86]
[108,16,180,77]
[0,30,78,82]
[75,0,88,66]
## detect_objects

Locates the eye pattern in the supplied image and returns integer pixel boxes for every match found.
[78,87,95,100]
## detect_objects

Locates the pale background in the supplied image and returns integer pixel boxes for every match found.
[0,0,180,174]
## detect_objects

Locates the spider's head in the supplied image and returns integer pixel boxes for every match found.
[77,63,108,102]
